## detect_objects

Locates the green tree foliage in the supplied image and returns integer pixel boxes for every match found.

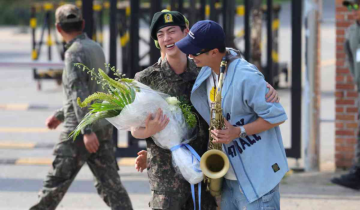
[0,0,29,25]
[0,0,76,25]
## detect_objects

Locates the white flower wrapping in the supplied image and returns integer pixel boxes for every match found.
[106,82,203,184]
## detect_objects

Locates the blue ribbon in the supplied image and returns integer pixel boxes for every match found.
[170,143,202,210]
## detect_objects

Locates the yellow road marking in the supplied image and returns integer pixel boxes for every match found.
[117,143,128,148]
[0,142,35,149]
[16,158,53,165]
[13,157,136,166]
[118,158,136,166]
[0,104,29,110]
[0,128,49,133]
[0,141,128,149]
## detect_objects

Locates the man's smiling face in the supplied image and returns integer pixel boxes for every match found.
[157,26,188,57]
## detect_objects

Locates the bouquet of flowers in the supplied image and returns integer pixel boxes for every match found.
[70,64,203,184]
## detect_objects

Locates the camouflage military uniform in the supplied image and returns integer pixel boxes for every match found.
[30,34,132,210]
[134,57,217,210]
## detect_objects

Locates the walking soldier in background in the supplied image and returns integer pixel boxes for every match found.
[29,4,133,210]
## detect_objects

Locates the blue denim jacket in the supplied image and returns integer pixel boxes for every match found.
[190,50,288,203]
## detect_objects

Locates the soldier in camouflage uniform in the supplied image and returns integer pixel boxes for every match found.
[29,4,132,210]
[132,11,217,210]
[133,11,280,209]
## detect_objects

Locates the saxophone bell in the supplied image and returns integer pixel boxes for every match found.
[200,149,230,196]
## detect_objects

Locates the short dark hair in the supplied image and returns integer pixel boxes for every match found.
[179,25,187,32]
[58,20,83,33]
[217,45,226,53]
[203,45,226,55]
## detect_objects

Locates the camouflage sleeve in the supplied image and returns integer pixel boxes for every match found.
[134,66,155,86]
[54,107,64,122]
[134,71,145,83]
[65,51,92,134]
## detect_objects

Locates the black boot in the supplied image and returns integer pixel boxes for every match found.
[331,166,360,190]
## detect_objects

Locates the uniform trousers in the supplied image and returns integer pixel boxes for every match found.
[29,132,132,210]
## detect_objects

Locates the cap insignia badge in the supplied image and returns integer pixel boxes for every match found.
[164,14,173,23]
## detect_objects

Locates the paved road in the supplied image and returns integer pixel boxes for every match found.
[1,1,360,209]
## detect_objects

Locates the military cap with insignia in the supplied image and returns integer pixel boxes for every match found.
[150,11,187,40]
[153,10,190,49]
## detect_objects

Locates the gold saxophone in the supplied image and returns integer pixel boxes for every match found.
[200,57,230,196]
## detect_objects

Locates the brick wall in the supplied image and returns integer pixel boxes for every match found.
[335,0,359,169]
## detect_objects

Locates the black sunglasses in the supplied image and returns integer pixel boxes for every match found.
[193,49,212,56]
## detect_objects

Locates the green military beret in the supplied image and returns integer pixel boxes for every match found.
[150,11,186,40]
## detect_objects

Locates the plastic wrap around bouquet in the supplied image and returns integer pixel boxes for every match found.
[70,63,203,185]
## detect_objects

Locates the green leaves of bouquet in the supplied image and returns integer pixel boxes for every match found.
[69,63,138,140]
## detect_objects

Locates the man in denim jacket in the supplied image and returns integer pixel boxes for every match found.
[176,20,288,210]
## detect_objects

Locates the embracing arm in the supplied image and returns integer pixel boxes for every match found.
[130,108,169,139]
[131,126,152,139]
[265,83,279,103]
[242,117,284,136]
